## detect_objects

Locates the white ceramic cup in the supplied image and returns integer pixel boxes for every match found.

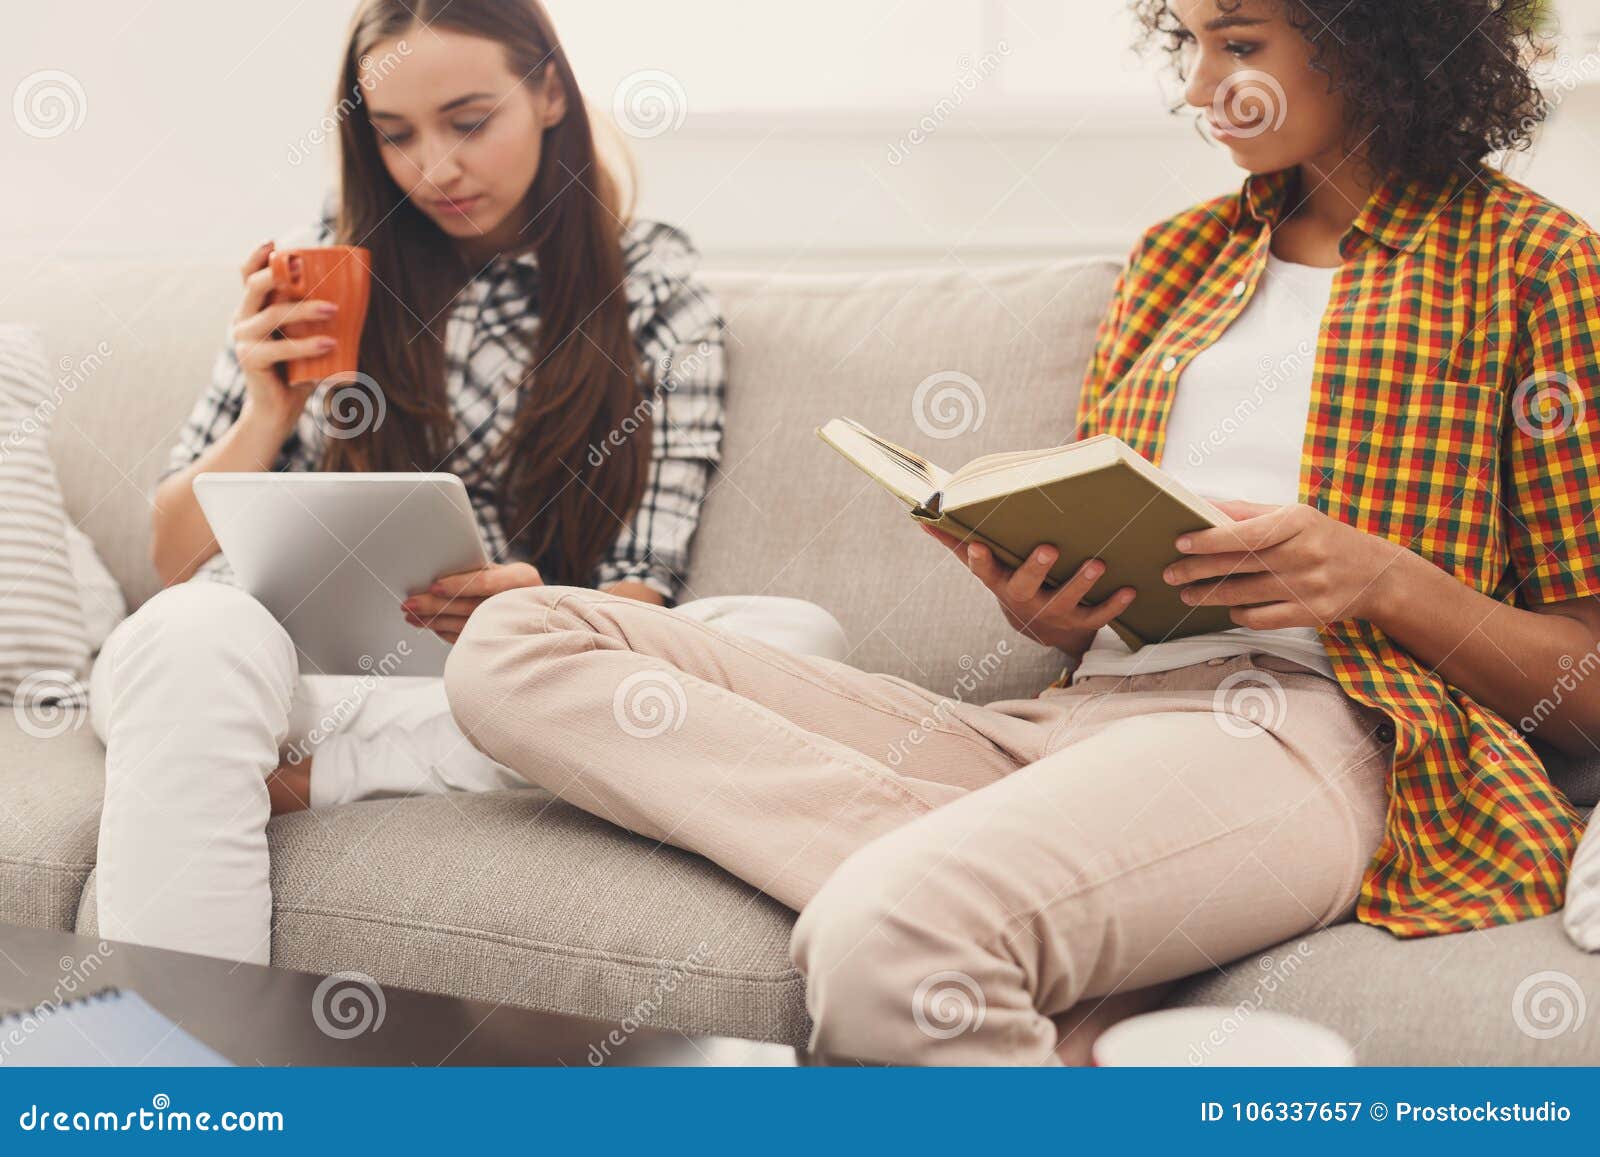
[1092,1006,1356,1067]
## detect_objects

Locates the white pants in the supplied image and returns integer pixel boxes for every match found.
[89,582,848,965]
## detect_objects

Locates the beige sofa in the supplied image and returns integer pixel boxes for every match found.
[2,252,1596,1062]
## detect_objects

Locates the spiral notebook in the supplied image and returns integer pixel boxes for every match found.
[0,987,232,1066]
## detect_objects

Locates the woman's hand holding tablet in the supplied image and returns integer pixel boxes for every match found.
[402,562,543,643]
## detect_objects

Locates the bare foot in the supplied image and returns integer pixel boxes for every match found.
[266,756,313,815]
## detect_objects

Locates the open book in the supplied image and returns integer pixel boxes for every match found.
[817,418,1238,650]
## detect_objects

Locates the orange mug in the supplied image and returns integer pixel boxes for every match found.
[268,245,372,387]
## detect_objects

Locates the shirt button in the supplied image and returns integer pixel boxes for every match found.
[1161,355,1179,373]
[1376,722,1396,744]
[1232,280,1247,298]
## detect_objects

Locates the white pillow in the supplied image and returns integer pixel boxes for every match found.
[64,522,126,655]
[0,324,91,713]
[1564,821,1600,951]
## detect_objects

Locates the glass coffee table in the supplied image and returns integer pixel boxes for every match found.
[0,922,796,1067]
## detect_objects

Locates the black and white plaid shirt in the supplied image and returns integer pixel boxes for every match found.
[163,207,725,603]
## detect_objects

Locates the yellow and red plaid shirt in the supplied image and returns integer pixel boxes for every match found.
[1075,166,1600,938]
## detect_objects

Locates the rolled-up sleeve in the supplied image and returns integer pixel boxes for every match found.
[1503,232,1600,607]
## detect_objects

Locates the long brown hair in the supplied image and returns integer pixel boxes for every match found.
[328,0,648,586]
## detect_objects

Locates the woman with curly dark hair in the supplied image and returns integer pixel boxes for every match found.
[444,0,1600,1063]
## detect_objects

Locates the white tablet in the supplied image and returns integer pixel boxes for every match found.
[193,472,490,678]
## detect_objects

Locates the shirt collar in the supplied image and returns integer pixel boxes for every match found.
[1240,167,1463,255]
[481,246,540,282]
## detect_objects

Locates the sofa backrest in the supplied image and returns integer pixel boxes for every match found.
[0,254,1119,701]
[699,261,1119,699]
[0,256,236,611]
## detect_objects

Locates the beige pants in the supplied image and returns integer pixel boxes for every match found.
[444,586,1395,1065]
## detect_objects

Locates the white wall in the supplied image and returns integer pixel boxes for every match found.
[2,1,1596,272]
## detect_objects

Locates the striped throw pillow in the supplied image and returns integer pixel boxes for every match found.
[0,324,90,716]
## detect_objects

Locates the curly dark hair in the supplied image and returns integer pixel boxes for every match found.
[1131,0,1553,183]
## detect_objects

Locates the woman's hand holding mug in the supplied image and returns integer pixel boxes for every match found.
[231,241,341,434]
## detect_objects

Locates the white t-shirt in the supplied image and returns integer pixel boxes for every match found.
[1073,252,1340,681]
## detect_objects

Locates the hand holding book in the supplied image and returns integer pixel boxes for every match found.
[920,523,1137,659]
[1163,498,1403,631]
[817,417,1239,651]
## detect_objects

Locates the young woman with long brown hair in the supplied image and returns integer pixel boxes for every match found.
[89,0,842,966]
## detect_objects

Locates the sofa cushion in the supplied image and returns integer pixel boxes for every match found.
[1167,913,1600,1063]
[695,260,1121,703]
[0,712,103,930]
[76,787,810,1047]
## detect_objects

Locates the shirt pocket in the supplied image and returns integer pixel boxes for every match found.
[1381,376,1505,583]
